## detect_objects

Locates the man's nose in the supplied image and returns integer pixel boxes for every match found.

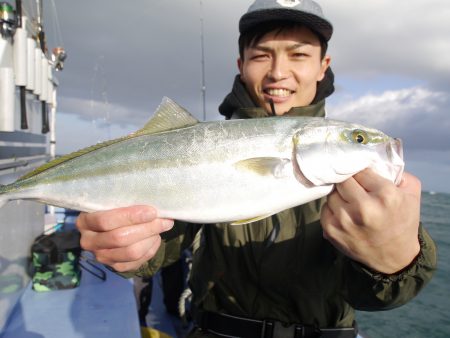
[268,56,289,81]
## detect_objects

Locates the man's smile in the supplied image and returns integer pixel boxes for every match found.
[263,88,294,98]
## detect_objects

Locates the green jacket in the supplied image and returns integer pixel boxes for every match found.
[131,76,437,328]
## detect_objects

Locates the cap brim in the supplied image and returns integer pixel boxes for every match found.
[239,8,333,41]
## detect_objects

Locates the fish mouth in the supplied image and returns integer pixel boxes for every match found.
[389,138,405,185]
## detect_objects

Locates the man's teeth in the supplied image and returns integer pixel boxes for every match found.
[266,88,292,97]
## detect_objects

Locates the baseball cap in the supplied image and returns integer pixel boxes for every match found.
[239,0,333,42]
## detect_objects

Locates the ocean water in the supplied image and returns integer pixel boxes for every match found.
[356,191,450,338]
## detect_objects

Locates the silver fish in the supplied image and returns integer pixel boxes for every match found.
[0,97,404,224]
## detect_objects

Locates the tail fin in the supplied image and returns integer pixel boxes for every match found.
[0,184,10,209]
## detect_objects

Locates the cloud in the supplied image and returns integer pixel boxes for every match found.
[328,86,450,153]
[326,0,450,85]
[59,96,150,127]
[46,0,246,123]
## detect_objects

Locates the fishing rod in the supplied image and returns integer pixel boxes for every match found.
[200,0,206,121]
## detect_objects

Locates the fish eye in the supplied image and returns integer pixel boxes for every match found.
[351,130,369,144]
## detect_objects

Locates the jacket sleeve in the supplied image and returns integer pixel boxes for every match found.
[340,223,437,311]
[118,221,203,278]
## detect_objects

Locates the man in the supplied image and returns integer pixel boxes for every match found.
[77,1,436,337]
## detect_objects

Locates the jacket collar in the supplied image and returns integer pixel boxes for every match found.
[231,99,326,119]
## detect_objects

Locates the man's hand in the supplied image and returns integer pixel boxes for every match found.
[76,205,174,273]
[321,169,421,274]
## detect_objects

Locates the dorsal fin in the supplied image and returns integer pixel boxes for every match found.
[18,97,199,182]
[134,97,199,136]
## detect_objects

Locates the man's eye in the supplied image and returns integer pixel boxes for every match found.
[292,52,307,58]
[251,54,269,60]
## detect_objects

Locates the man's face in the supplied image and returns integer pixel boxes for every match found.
[238,26,330,115]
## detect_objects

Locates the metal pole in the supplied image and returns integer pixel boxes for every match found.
[47,86,56,218]
[36,0,42,26]
[200,0,206,121]
[16,0,23,27]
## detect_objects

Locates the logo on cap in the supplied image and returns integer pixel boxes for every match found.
[277,0,301,8]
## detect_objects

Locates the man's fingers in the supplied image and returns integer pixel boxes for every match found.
[320,202,333,240]
[77,205,158,232]
[95,236,162,265]
[334,176,365,204]
[326,190,355,231]
[107,237,162,273]
[335,168,395,204]
[397,171,422,195]
[321,202,342,239]
[74,205,174,273]
[80,218,173,251]
[353,168,392,193]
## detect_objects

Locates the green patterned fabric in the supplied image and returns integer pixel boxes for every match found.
[31,231,81,292]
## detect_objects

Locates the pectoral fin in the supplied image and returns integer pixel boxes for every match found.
[234,157,291,178]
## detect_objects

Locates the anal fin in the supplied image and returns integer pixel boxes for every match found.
[230,214,273,225]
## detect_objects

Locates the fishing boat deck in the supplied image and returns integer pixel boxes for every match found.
[1,209,185,338]
[1,262,142,338]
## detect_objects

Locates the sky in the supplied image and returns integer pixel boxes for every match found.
[43,0,450,193]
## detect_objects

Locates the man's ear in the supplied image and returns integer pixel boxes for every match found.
[237,57,244,80]
[317,55,331,82]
